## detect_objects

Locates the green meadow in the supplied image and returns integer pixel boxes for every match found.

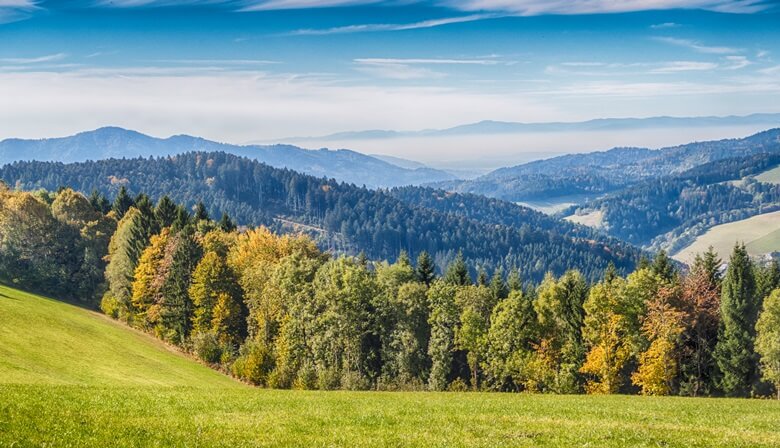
[2,285,780,447]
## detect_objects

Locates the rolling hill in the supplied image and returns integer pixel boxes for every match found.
[0,152,643,282]
[0,285,236,387]
[0,127,456,188]
[437,128,780,204]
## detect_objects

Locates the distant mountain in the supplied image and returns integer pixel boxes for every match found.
[275,113,780,142]
[436,128,780,203]
[0,127,456,188]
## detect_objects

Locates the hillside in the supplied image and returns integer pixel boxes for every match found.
[565,152,780,253]
[0,285,237,386]
[438,128,780,204]
[0,153,642,281]
[0,127,455,188]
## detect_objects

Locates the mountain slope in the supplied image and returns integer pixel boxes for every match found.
[0,127,456,188]
[0,284,237,387]
[439,128,780,203]
[0,152,642,281]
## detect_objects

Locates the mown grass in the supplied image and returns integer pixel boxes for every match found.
[0,284,236,387]
[2,285,780,447]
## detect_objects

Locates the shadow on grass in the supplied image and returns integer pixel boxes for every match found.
[0,282,99,311]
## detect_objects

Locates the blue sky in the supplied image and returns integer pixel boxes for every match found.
[1,0,779,160]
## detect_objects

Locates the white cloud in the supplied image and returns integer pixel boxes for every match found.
[650,22,680,29]
[290,14,497,35]
[354,57,503,66]
[353,60,447,80]
[0,53,67,64]
[723,55,751,70]
[654,37,740,54]
[441,0,772,15]
[650,61,719,73]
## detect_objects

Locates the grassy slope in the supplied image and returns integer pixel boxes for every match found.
[672,210,780,264]
[0,284,237,387]
[2,285,780,447]
[755,165,780,184]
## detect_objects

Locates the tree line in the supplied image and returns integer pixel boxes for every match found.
[2,184,780,397]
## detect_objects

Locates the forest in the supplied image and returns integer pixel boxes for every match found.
[2,184,780,397]
[568,152,780,249]
[0,152,641,282]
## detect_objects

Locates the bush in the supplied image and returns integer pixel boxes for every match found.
[193,332,222,364]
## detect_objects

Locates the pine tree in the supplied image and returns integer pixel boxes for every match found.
[194,201,209,221]
[714,243,759,397]
[155,195,177,229]
[218,212,237,232]
[112,186,134,218]
[415,251,436,286]
[444,252,470,286]
[88,189,110,214]
[651,250,676,283]
[489,267,509,301]
[756,260,780,305]
[159,229,202,344]
[172,205,191,230]
[102,207,152,321]
[476,267,489,286]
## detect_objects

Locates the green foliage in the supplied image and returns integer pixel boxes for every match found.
[714,243,759,397]
[755,289,780,399]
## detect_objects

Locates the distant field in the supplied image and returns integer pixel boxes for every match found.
[755,165,780,184]
[516,193,596,215]
[672,210,780,265]
[3,285,780,447]
[565,209,605,228]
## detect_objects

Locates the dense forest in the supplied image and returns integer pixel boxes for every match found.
[0,152,642,282]
[567,152,780,250]
[2,185,780,397]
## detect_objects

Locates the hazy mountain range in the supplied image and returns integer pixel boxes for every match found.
[273,113,780,143]
[0,127,456,189]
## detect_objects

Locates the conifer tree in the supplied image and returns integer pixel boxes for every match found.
[112,186,134,218]
[194,201,209,221]
[415,251,436,286]
[489,267,509,301]
[102,207,151,321]
[651,250,676,283]
[714,243,758,397]
[444,251,470,286]
[154,196,177,229]
[218,212,237,232]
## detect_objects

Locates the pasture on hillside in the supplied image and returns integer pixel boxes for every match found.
[2,285,780,447]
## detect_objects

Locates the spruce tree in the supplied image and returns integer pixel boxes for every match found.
[476,267,489,286]
[155,195,178,229]
[489,267,509,301]
[218,212,237,232]
[415,251,436,286]
[714,243,759,396]
[651,250,676,283]
[194,201,209,221]
[112,186,134,218]
[444,252,470,286]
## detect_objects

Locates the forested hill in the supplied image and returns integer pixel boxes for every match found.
[0,152,641,281]
[437,128,780,202]
[0,127,455,188]
[567,151,780,252]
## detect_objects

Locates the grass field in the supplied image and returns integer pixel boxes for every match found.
[3,285,780,447]
[672,210,780,265]
[755,165,780,184]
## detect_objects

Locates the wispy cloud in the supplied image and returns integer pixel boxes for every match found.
[650,61,718,73]
[0,0,38,24]
[158,58,279,65]
[654,37,740,54]
[0,53,67,64]
[723,55,751,70]
[290,14,498,35]
[74,0,778,15]
[354,57,504,66]
[441,0,773,15]
[353,59,447,80]
[650,22,680,29]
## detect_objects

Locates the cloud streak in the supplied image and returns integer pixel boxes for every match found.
[290,14,498,35]
[0,53,67,64]
[654,37,741,54]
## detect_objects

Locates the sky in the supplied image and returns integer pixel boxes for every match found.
[1,1,780,166]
